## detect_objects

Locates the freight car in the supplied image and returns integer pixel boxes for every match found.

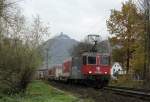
[47,64,63,80]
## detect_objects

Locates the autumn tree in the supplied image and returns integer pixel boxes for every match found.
[107,0,144,73]
[137,0,150,87]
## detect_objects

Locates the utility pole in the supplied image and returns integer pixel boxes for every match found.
[44,47,49,79]
[46,48,49,69]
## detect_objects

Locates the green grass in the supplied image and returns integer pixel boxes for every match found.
[0,81,79,102]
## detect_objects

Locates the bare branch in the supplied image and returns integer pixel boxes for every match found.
[0,0,24,8]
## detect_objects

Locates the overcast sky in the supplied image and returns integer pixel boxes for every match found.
[19,0,128,41]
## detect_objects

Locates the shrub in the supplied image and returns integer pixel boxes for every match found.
[0,38,42,94]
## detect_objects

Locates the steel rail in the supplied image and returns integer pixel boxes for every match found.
[104,86,150,101]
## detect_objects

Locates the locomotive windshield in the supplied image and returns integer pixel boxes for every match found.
[88,56,96,64]
[101,56,109,65]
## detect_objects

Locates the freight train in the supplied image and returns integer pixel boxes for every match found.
[47,35,111,88]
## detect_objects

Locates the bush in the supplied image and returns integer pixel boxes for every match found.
[0,38,42,94]
[0,0,49,95]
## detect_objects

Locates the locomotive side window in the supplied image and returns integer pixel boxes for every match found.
[101,56,109,65]
[88,56,96,64]
[83,56,87,65]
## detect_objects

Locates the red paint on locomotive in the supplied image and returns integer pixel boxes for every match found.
[81,65,110,75]
[81,53,111,76]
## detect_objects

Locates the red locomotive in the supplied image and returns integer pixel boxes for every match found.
[47,35,111,88]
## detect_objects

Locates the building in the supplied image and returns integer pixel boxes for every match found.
[111,62,126,79]
[35,69,48,79]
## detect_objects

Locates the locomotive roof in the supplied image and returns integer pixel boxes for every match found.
[82,52,110,56]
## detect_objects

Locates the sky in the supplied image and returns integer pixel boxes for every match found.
[19,0,128,41]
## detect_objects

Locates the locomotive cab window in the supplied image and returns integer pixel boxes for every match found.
[88,56,96,64]
[83,56,87,65]
[101,56,110,65]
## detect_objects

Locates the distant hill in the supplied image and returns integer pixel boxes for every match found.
[41,33,78,69]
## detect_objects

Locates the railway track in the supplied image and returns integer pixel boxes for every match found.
[104,86,150,101]
[49,81,148,102]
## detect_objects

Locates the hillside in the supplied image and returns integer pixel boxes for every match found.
[41,33,78,68]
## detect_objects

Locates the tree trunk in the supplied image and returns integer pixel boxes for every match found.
[144,0,150,88]
[126,46,130,73]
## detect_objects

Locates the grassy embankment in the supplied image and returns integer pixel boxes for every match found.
[0,81,80,102]
[109,75,143,88]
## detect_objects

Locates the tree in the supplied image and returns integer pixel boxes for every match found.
[137,0,150,88]
[0,0,50,94]
[27,15,50,48]
[107,0,144,73]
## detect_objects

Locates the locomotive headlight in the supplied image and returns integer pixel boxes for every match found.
[105,72,107,74]
[89,71,92,74]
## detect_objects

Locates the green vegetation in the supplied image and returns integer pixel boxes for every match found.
[0,0,50,95]
[0,39,42,94]
[107,0,144,78]
[0,81,80,102]
[110,75,143,88]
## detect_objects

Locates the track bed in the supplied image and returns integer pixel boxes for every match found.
[49,81,148,102]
